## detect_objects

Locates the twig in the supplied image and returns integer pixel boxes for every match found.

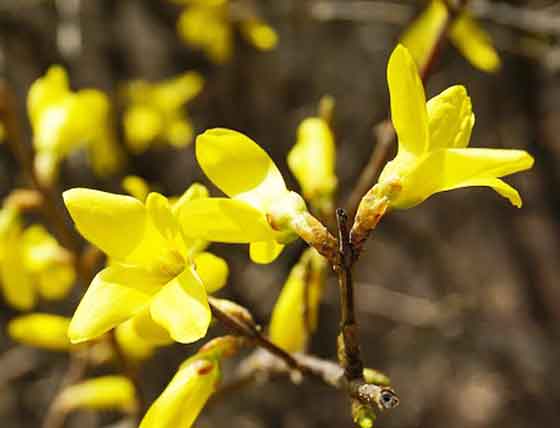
[335,209,363,381]
[209,298,398,408]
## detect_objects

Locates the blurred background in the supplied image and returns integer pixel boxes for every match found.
[1,0,560,427]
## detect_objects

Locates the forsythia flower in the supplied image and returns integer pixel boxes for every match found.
[8,313,71,351]
[354,45,533,238]
[0,207,75,310]
[8,312,169,363]
[179,129,334,264]
[55,376,137,413]
[140,336,242,428]
[122,72,204,153]
[401,0,500,73]
[288,115,337,216]
[175,0,277,63]
[28,66,123,183]
[63,183,228,345]
[269,248,327,353]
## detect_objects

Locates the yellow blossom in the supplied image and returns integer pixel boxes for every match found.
[55,376,137,413]
[361,45,533,214]
[179,128,329,264]
[400,0,500,73]
[122,72,204,153]
[175,0,277,63]
[140,336,243,428]
[0,207,75,310]
[28,66,123,183]
[8,313,71,351]
[63,183,228,345]
[269,248,327,353]
[288,116,337,215]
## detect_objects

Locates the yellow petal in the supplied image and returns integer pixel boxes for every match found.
[448,176,523,207]
[155,72,204,110]
[122,175,150,201]
[36,263,75,301]
[124,105,162,153]
[146,192,181,243]
[394,147,534,208]
[178,197,276,243]
[400,0,448,71]
[388,44,429,155]
[63,188,147,260]
[115,318,157,362]
[194,252,229,293]
[56,376,137,413]
[450,13,501,73]
[8,314,71,351]
[240,19,278,51]
[288,117,337,202]
[150,267,210,344]
[172,182,209,215]
[130,308,173,346]
[88,126,125,178]
[269,262,307,353]
[165,118,193,148]
[140,358,218,428]
[249,241,284,264]
[69,264,166,343]
[27,66,69,126]
[1,234,35,310]
[427,85,475,150]
[195,128,286,210]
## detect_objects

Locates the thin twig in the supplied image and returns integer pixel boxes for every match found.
[335,209,363,381]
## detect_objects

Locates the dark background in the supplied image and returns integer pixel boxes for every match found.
[1,1,559,427]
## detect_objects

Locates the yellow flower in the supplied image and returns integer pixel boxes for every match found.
[28,66,122,183]
[140,336,243,428]
[0,207,75,310]
[179,128,332,264]
[175,0,277,63]
[400,0,500,73]
[122,72,204,153]
[55,376,137,413]
[63,184,228,345]
[288,116,337,215]
[8,313,71,351]
[363,45,533,213]
[269,248,327,353]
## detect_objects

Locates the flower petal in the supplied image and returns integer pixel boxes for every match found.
[387,44,429,155]
[195,128,286,208]
[447,176,523,207]
[1,238,35,310]
[400,0,448,70]
[427,85,475,150]
[63,188,147,260]
[140,357,218,428]
[194,252,229,293]
[68,264,165,343]
[394,147,534,208]
[56,376,137,413]
[249,241,284,264]
[150,267,211,344]
[450,13,500,73]
[146,192,181,243]
[8,314,71,351]
[178,198,276,243]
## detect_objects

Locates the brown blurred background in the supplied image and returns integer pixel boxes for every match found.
[1,0,560,427]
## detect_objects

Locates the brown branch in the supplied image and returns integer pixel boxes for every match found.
[335,208,363,381]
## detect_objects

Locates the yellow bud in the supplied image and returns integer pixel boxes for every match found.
[56,376,137,413]
[8,314,71,352]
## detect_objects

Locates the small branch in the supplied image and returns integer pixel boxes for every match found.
[335,209,363,381]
